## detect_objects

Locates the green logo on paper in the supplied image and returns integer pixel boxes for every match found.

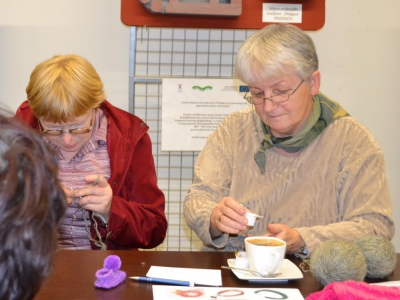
[192,86,213,91]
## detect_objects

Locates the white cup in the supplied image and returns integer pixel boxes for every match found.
[244,237,286,275]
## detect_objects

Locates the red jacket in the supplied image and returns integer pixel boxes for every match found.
[16,100,167,249]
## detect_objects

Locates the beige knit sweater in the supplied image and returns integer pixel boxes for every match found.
[183,106,394,256]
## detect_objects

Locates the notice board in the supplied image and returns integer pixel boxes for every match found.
[121,0,325,31]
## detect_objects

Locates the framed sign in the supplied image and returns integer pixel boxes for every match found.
[121,0,325,30]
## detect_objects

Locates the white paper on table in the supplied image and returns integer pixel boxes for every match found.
[371,280,400,288]
[152,285,304,300]
[146,266,222,286]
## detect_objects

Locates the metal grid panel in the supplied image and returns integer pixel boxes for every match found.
[130,26,255,251]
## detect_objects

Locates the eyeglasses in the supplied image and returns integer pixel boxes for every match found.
[38,110,93,136]
[244,80,304,105]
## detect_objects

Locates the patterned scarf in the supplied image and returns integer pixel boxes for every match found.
[254,93,349,174]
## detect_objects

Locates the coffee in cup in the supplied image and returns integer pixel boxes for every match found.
[246,238,285,247]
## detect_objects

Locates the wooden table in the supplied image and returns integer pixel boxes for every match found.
[34,251,400,300]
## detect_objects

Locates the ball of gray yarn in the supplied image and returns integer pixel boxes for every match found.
[310,240,367,286]
[355,235,397,278]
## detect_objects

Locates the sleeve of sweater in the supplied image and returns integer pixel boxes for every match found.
[183,114,237,249]
[296,121,395,256]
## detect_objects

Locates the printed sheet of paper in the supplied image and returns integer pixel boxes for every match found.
[371,280,400,288]
[146,266,222,286]
[153,285,304,299]
[162,78,249,151]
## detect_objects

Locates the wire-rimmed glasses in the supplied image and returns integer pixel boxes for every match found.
[38,110,94,136]
[244,80,304,105]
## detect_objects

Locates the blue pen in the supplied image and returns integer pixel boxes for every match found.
[130,276,194,287]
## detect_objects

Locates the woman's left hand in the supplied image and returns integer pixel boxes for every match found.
[265,223,305,253]
[74,175,113,220]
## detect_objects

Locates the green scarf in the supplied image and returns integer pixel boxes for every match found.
[254,93,349,174]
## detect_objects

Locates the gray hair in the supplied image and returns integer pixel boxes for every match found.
[235,23,318,84]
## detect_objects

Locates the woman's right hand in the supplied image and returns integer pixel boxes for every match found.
[210,196,248,238]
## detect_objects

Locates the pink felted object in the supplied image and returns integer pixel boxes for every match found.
[306,280,400,300]
[95,255,126,289]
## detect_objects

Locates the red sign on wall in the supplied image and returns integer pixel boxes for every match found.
[121,0,325,31]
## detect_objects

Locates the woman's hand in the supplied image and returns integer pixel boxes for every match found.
[265,223,305,253]
[210,196,248,238]
[62,186,75,205]
[74,175,113,220]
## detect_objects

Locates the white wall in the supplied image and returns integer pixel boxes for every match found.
[0,0,399,251]
[0,0,130,112]
[310,1,400,251]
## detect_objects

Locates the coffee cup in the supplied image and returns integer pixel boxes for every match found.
[244,237,286,275]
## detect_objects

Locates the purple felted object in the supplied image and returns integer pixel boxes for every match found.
[95,255,126,289]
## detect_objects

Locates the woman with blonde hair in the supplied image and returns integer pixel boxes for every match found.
[16,54,167,250]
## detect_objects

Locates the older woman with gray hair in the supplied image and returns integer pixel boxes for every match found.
[183,24,394,256]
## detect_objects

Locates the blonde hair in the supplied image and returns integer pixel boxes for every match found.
[235,24,318,84]
[26,54,105,122]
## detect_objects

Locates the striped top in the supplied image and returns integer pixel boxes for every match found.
[44,108,111,249]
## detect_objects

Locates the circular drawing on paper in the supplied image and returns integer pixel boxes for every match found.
[175,289,204,297]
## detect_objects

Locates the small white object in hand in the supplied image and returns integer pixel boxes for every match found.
[244,212,263,226]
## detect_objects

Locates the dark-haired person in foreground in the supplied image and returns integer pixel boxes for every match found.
[0,115,66,300]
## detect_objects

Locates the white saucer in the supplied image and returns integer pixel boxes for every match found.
[227,258,303,282]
